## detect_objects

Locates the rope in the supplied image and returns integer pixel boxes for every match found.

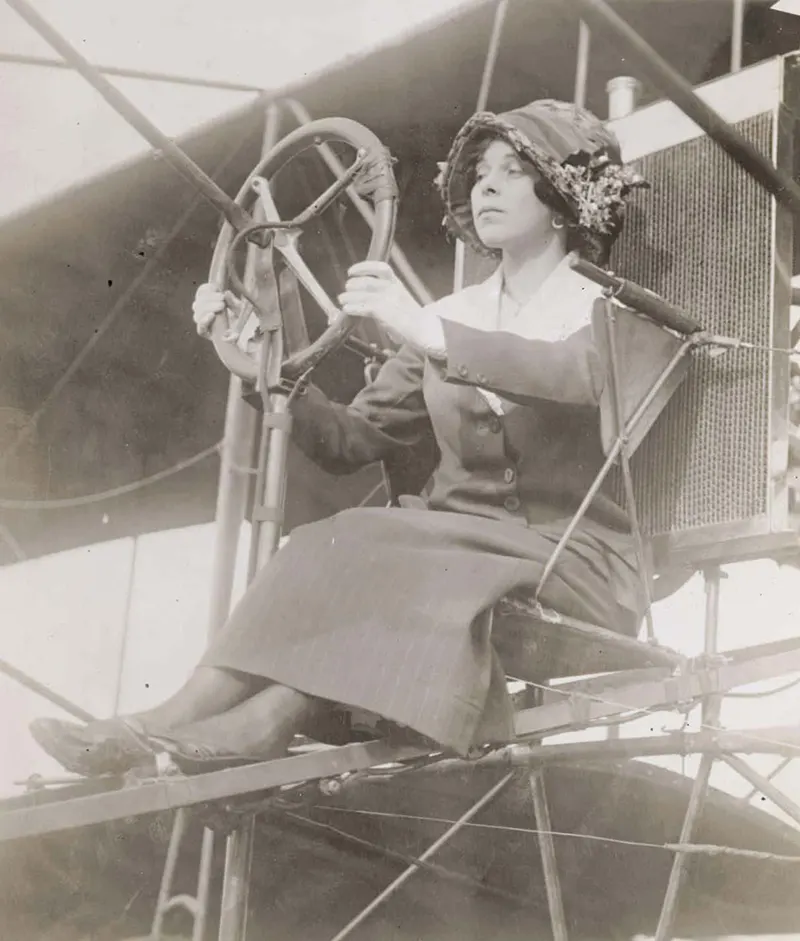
[742,757,793,804]
[0,443,220,510]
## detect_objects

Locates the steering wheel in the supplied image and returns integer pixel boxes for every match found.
[207,118,398,385]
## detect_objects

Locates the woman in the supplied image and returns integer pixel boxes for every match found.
[31,99,647,776]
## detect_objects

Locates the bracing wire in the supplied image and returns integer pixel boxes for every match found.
[0,442,221,510]
[0,116,262,474]
[275,811,537,907]
[521,677,800,758]
[312,806,800,864]
[725,675,800,699]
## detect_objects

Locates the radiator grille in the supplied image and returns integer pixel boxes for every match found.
[610,113,776,541]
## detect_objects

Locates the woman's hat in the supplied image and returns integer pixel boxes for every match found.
[436,98,648,257]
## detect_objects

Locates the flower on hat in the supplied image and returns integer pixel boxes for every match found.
[435,100,649,261]
[554,153,648,235]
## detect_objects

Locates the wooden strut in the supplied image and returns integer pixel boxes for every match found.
[0,658,95,724]
[327,772,515,941]
[529,768,569,941]
[3,0,254,233]
[213,257,290,941]
[3,635,800,844]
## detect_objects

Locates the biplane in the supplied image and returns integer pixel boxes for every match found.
[2,1,800,940]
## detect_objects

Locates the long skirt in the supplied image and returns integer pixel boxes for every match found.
[202,506,641,756]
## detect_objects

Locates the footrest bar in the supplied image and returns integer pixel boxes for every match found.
[0,740,429,844]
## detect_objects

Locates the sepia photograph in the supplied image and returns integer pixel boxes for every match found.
[1,1,800,938]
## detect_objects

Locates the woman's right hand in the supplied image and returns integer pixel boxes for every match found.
[192,283,241,338]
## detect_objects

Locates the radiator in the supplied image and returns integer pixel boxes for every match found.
[609,54,797,567]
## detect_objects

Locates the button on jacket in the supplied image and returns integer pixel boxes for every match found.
[291,254,631,534]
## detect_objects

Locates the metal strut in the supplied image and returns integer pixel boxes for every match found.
[146,808,215,941]
[570,0,800,213]
[654,567,724,941]
[601,297,656,644]
[529,769,569,941]
[453,0,509,292]
[327,772,515,941]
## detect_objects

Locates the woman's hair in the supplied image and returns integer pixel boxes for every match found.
[463,134,618,265]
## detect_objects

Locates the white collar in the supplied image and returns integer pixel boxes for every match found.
[432,252,603,342]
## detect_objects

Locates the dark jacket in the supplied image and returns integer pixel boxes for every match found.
[291,258,631,533]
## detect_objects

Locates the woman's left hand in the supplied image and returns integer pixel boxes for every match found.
[339,261,445,354]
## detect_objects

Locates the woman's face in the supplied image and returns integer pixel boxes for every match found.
[469,139,555,253]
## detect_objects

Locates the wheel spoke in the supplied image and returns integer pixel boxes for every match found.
[289,149,367,226]
[276,240,341,324]
[252,177,341,325]
[277,265,310,355]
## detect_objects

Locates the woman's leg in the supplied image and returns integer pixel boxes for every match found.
[130,666,269,734]
[162,684,320,759]
[28,667,274,777]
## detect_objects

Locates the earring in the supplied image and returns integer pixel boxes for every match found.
[552,215,565,230]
